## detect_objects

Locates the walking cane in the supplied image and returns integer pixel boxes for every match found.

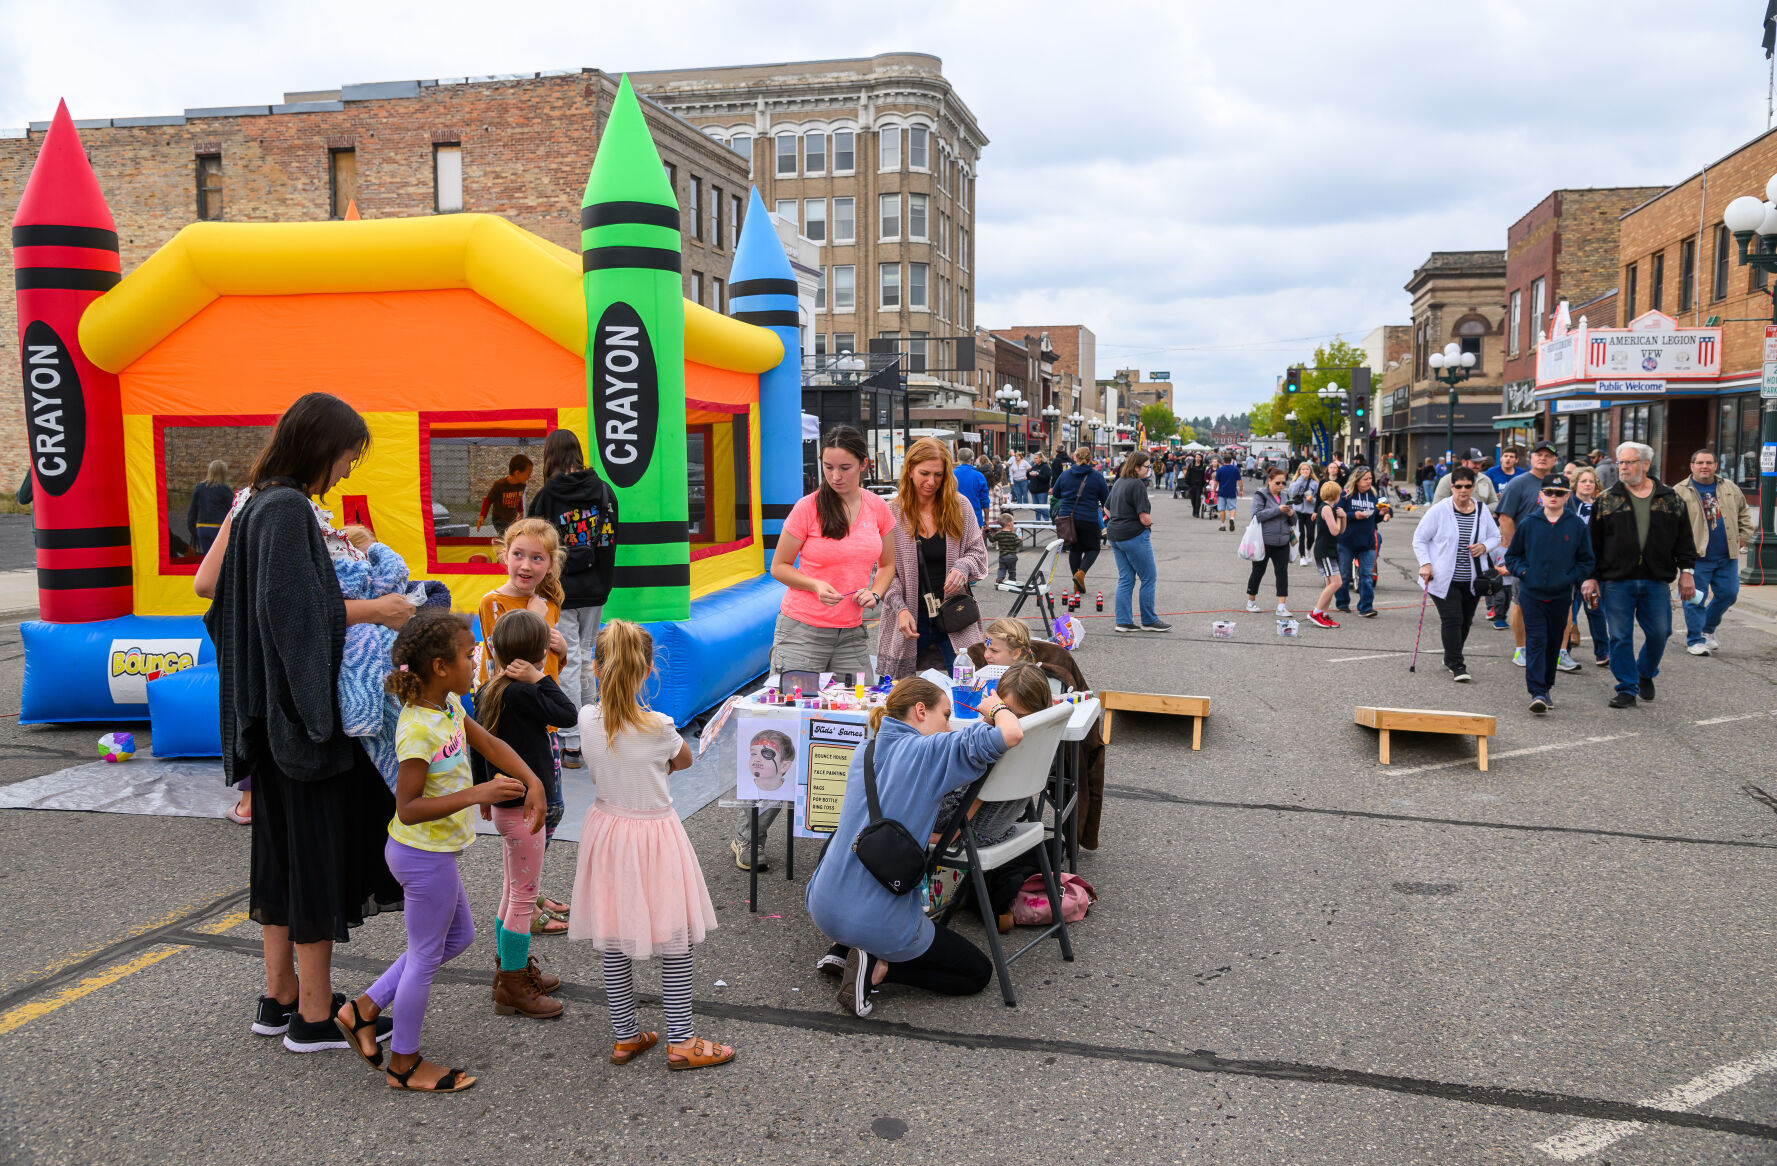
[1408,579,1429,672]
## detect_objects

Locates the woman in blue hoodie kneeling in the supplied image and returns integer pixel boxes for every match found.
[806,676,1025,1018]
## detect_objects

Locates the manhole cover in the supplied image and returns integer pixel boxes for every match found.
[871,1117,909,1140]
[1392,881,1460,895]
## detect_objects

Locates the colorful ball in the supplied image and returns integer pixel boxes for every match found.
[97,731,135,762]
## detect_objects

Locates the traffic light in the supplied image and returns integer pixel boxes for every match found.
[1353,395,1367,419]
[1284,367,1301,394]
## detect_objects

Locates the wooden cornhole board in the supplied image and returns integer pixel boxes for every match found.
[1099,691,1210,750]
[1354,706,1496,770]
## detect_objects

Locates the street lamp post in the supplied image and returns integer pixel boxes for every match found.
[1721,186,1777,580]
[1427,342,1476,467]
[1317,380,1347,458]
[1041,404,1060,453]
[1067,411,1084,452]
[995,384,1026,458]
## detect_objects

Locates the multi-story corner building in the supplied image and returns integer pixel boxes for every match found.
[1402,251,1508,470]
[632,54,987,409]
[1498,187,1663,459]
[0,70,748,487]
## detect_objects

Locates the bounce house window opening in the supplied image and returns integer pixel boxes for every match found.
[154,416,276,574]
[417,410,556,573]
[687,426,714,543]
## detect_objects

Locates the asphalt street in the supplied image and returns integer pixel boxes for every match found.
[3,487,1776,1165]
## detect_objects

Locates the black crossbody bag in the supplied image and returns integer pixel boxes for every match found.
[917,532,980,634]
[851,740,928,895]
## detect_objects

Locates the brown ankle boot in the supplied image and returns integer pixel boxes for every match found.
[493,968,563,1019]
[525,956,561,994]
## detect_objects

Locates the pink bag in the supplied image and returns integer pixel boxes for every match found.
[1011,872,1096,925]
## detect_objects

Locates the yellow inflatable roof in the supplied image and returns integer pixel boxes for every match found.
[79,214,784,375]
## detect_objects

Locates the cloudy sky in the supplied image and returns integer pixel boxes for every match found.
[3,0,1772,416]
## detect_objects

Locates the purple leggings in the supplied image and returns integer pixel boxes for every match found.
[367,838,474,1056]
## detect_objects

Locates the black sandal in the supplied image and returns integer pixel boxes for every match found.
[386,1057,475,1093]
[334,1000,384,1071]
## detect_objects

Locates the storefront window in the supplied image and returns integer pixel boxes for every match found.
[1621,403,1664,479]
[1718,397,1741,490]
[1739,396,1761,486]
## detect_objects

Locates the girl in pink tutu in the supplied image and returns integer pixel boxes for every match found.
[567,620,732,1071]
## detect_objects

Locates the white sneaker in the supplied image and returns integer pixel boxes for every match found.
[1276,603,1292,616]
[1245,599,1261,613]
[1686,642,1710,656]
[1512,647,1526,667]
[1704,633,1721,652]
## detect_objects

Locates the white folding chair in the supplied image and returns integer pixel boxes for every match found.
[935,701,1076,1006]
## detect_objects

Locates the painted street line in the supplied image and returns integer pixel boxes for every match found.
[1693,711,1777,726]
[1534,1049,1777,1160]
[1385,734,1638,776]
[1326,652,1402,663]
[0,907,248,1037]
[0,946,185,1036]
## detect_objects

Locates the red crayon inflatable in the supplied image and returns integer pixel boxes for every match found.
[12,101,131,622]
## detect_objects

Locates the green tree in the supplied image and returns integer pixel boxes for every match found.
[1271,335,1371,450]
[1177,424,1196,444]
[1139,403,1177,439]
[1249,399,1273,437]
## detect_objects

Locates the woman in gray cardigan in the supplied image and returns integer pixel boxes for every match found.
[877,438,989,677]
[1245,465,1296,615]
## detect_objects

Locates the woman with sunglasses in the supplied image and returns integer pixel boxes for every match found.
[1411,466,1501,682]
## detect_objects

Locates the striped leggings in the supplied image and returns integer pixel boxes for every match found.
[603,949,695,1043]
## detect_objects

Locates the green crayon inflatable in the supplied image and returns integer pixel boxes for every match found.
[582,75,690,622]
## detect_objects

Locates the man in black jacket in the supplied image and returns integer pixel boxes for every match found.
[1579,441,1697,708]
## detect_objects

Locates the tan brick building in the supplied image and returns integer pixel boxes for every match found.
[1499,187,1663,459]
[993,324,1097,445]
[1392,251,1507,471]
[0,71,749,488]
[632,55,986,408]
[1610,128,1777,488]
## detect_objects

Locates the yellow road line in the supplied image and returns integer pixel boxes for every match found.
[194,910,251,936]
[0,946,186,1036]
[2,890,243,991]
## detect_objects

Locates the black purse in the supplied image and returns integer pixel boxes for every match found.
[917,534,980,634]
[1473,550,1502,598]
[851,740,927,895]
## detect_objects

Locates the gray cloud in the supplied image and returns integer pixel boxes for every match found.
[1,0,1768,414]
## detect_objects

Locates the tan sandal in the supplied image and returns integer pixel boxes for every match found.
[385,1056,476,1093]
[610,1031,658,1064]
[666,1036,734,1071]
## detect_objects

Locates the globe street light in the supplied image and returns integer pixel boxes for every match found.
[995,384,1026,457]
[1041,404,1061,451]
[1067,411,1084,449]
[1720,177,1777,579]
[1427,342,1477,467]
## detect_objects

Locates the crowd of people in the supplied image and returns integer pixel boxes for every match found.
[193,395,1757,1094]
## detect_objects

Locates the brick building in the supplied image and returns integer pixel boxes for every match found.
[1397,251,1507,471]
[993,323,1098,446]
[632,55,986,408]
[1499,187,1663,459]
[0,70,749,488]
[1607,128,1777,489]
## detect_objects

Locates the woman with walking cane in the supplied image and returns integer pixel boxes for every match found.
[1410,466,1500,683]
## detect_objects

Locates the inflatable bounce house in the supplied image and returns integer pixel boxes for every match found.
[13,79,805,751]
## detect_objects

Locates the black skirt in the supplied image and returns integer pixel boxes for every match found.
[249,734,403,944]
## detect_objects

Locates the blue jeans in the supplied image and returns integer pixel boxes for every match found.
[1682,556,1739,644]
[1334,546,1375,613]
[1012,480,1029,503]
[1599,579,1672,696]
[1571,590,1609,661]
[1110,529,1159,626]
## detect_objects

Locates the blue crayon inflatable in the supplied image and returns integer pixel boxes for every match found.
[728,189,804,567]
